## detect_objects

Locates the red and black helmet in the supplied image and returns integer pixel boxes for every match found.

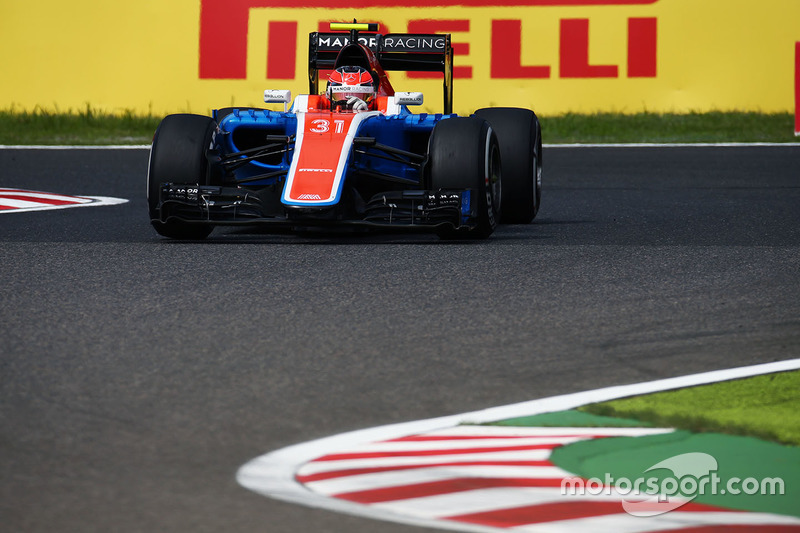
[326,66,376,105]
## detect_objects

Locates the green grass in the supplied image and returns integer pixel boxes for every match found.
[540,111,797,144]
[486,408,655,428]
[0,107,796,145]
[579,370,800,446]
[0,106,161,145]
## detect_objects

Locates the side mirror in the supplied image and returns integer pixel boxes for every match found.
[264,90,292,111]
[394,92,424,106]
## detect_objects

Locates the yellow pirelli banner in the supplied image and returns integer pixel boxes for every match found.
[2,0,799,117]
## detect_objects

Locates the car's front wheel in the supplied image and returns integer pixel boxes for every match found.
[428,116,501,239]
[147,114,216,239]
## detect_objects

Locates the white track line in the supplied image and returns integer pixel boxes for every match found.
[372,487,623,520]
[304,465,569,496]
[2,143,799,150]
[309,436,588,454]
[0,145,151,150]
[295,450,557,474]
[544,142,800,148]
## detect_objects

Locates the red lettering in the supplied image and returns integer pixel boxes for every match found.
[628,17,657,77]
[491,20,550,79]
[267,21,298,79]
[198,1,659,81]
[200,0,251,79]
[560,19,618,78]
[407,20,472,79]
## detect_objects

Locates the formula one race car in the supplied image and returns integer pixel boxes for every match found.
[147,22,542,239]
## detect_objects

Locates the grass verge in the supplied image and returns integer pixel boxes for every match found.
[0,107,161,145]
[0,108,796,145]
[541,111,797,144]
[579,370,800,446]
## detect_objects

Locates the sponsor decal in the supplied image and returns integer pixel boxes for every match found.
[327,85,375,95]
[395,92,424,105]
[199,2,658,81]
[317,34,380,51]
[382,35,447,51]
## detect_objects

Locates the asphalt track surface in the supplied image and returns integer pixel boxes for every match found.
[1,145,798,533]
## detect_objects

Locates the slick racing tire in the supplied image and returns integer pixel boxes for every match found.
[429,116,501,239]
[147,114,216,240]
[474,107,542,223]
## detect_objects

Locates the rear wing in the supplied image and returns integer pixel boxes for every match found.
[308,25,454,113]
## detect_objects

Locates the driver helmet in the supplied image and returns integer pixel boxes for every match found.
[326,66,376,107]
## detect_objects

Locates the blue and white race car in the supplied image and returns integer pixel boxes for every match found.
[147,22,542,239]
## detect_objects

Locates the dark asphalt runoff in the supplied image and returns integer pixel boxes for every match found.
[1,145,798,532]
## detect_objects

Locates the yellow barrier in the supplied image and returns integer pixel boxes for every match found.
[2,0,798,117]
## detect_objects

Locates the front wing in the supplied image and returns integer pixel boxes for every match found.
[153,184,479,234]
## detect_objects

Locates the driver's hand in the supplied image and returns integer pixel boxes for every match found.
[347,96,368,111]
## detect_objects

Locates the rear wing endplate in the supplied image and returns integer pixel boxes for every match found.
[309,31,454,113]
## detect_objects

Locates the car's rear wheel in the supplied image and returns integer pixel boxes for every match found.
[147,114,216,239]
[428,116,501,239]
[474,107,541,223]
